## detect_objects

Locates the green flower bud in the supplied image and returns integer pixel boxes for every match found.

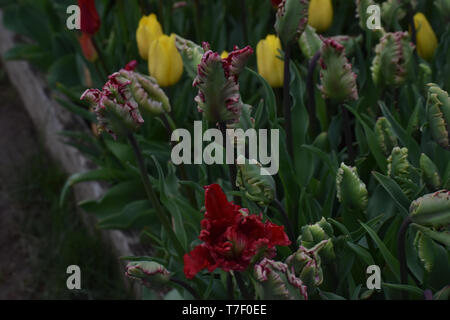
[298,25,322,60]
[409,190,450,228]
[120,70,171,117]
[254,258,308,300]
[125,261,171,288]
[388,147,416,198]
[236,158,276,206]
[285,240,328,288]
[275,0,309,45]
[412,223,450,248]
[298,217,335,262]
[319,38,359,102]
[413,231,435,272]
[336,163,368,213]
[374,117,398,156]
[420,153,442,190]
[427,83,450,150]
[175,35,204,80]
[381,0,406,30]
[313,132,330,151]
[371,32,414,88]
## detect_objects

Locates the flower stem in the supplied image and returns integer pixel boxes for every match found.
[227,272,234,299]
[235,272,252,300]
[398,216,412,300]
[307,51,321,137]
[283,43,294,159]
[218,122,240,205]
[128,134,185,258]
[170,278,201,300]
[273,199,297,251]
[341,105,355,165]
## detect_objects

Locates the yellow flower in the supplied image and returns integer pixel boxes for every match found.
[308,0,333,33]
[221,51,229,59]
[412,13,438,61]
[136,13,163,60]
[148,34,183,87]
[256,35,284,88]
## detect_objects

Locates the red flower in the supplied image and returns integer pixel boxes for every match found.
[78,0,101,35]
[271,0,283,7]
[184,184,291,279]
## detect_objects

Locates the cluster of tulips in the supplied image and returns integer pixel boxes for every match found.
[0,0,435,299]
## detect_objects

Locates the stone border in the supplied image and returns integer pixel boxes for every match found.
[0,12,142,298]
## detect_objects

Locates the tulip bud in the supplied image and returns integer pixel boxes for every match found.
[374,117,398,156]
[78,0,100,35]
[298,217,335,262]
[371,32,414,88]
[175,35,205,80]
[81,72,144,139]
[236,159,276,206]
[413,231,435,272]
[435,0,450,21]
[427,83,450,150]
[409,190,450,228]
[285,240,328,288]
[136,14,163,60]
[329,35,362,57]
[319,38,359,102]
[336,163,368,213]
[388,147,416,198]
[412,223,450,248]
[411,13,438,61]
[381,0,406,30]
[125,261,171,288]
[274,0,309,45]
[148,34,184,87]
[254,258,308,300]
[79,33,97,63]
[420,154,442,190]
[256,34,284,88]
[119,69,171,117]
[308,0,333,33]
[193,43,253,123]
[298,25,322,60]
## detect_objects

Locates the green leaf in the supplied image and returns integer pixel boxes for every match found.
[347,241,375,266]
[382,283,424,297]
[360,222,400,282]
[97,200,155,229]
[60,168,128,207]
[245,67,277,124]
[55,97,97,123]
[318,290,346,300]
[371,171,410,217]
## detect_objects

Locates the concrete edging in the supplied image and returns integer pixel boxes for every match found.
[0,11,142,298]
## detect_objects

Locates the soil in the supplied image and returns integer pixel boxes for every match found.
[0,66,40,299]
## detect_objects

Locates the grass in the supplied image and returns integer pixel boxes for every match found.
[9,148,132,299]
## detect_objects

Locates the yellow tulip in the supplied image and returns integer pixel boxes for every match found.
[256,35,284,88]
[412,13,438,61]
[221,51,229,59]
[148,34,183,87]
[136,13,163,60]
[308,0,333,33]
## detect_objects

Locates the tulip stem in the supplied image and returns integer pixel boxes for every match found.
[128,134,185,259]
[227,272,234,299]
[341,105,355,165]
[283,43,294,159]
[235,272,252,300]
[398,216,412,300]
[170,278,201,300]
[273,199,297,251]
[307,51,321,137]
[218,122,240,205]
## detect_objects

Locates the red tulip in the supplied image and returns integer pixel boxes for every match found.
[79,33,97,62]
[271,0,283,7]
[183,184,291,279]
[78,0,101,35]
